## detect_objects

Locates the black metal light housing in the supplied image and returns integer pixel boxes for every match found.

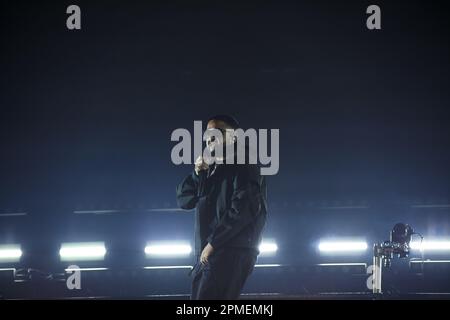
[390,223,414,246]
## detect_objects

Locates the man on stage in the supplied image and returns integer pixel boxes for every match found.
[176,115,267,300]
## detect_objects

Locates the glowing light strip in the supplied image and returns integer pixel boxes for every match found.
[145,243,192,257]
[259,241,278,255]
[59,242,106,261]
[142,264,283,270]
[410,260,450,264]
[410,240,450,251]
[65,267,109,272]
[0,212,27,217]
[318,241,368,253]
[0,245,22,262]
[254,264,283,268]
[318,263,367,267]
[143,265,193,270]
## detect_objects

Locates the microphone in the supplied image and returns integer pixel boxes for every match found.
[197,170,207,197]
[197,154,213,197]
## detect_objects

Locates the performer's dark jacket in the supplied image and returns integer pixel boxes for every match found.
[176,160,267,258]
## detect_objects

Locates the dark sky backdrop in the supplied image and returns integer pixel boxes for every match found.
[1,1,449,223]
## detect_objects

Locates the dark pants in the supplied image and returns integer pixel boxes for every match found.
[191,247,257,300]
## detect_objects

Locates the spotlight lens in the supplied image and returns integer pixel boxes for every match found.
[318,241,368,253]
[410,240,450,251]
[59,242,106,261]
[0,245,22,263]
[259,241,278,255]
[145,242,192,257]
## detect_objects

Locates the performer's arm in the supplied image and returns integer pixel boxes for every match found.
[176,171,200,210]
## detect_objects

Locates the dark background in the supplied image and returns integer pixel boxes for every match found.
[0,1,449,296]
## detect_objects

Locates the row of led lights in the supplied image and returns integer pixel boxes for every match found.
[0,240,279,263]
[1,239,450,263]
[318,239,450,253]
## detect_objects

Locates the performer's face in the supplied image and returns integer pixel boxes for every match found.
[206,120,231,153]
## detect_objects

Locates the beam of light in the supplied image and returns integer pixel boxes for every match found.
[259,240,278,256]
[73,210,120,215]
[142,264,283,270]
[143,265,193,270]
[0,245,22,263]
[254,264,282,268]
[146,208,188,212]
[410,239,450,252]
[410,260,450,264]
[64,267,109,272]
[59,242,106,261]
[318,240,368,254]
[317,263,367,267]
[0,212,27,217]
[145,242,192,257]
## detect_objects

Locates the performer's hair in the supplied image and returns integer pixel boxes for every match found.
[207,115,240,129]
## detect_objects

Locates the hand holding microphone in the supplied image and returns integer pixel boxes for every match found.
[194,156,209,176]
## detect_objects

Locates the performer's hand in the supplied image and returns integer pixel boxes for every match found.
[200,243,214,265]
[195,156,209,175]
